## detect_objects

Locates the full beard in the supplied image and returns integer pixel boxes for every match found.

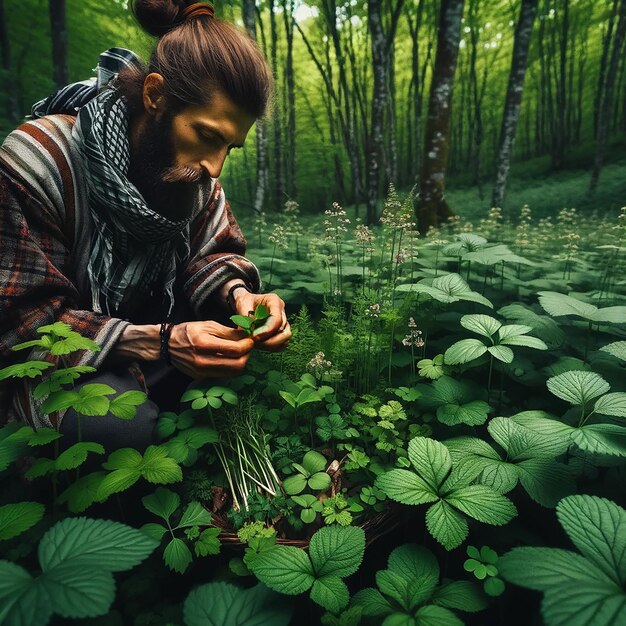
[127,112,209,221]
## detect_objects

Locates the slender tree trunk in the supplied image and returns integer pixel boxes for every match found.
[49,0,68,89]
[387,41,398,185]
[281,0,296,198]
[491,0,538,210]
[594,0,618,138]
[414,0,464,233]
[268,0,282,209]
[244,0,268,214]
[365,0,405,224]
[0,0,20,122]
[590,0,626,191]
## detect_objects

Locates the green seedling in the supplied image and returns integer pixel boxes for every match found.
[231,304,271,336]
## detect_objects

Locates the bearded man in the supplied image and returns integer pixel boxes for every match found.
[0,1,290,448]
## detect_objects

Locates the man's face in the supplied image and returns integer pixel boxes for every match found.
[129,89,256,220]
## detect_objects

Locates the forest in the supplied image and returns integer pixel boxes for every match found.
[0,1,625,625]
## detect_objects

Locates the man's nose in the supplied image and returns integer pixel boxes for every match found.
[201,152,227,179]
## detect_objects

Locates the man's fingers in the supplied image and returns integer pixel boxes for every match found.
[254,323,292,351]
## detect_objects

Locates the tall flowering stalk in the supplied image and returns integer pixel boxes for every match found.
[598,206,625,303]
[355,223,375,295]
[324,202,350,300]
[267,224,289,289]
[283,199,304,260]
[402,317,425,379]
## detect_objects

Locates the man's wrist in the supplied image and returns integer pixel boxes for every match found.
[113,324,161,361]
[219,278,252,313]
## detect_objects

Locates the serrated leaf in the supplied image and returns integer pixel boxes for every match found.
[164,537,193,573]
[460,314,501,338]
[426,501,468,550]
[444,339,488,365]
[57,472,106,513]
[195,527,221,557]
[431,580,488,612]
[557,495,626,586]
[388,544,439,597]
[140,446,183,484]
[309,525,365,578]
[0,361,53,380]
[38,517,159,571]
[408,437,451,491]
[415,605,464,626]
[142,487,180,521]
[600,341,626,362]
[538,292,599,320]
[184,582,292,626]
[516,459,575,507]
[0,502,44,540]
[547,371,610,406]
[446,485,517,525]
[140,523,167,541]
[55,442,104,471]
[376,569,414,611]
[487,344,514,363]
[310,576,350,612]
[24,457,56,479]
[108,390,147,420]
[571,424,626,457]
[436,401,490,426]
[375,470,439,505]
[594,393,626,418]
[249,545,315,595]
[499,547,613,590]
[178,501,212,528]
[352,587,393,617]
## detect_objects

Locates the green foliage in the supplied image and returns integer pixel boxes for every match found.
[184,582,293,626]
[538,291,626,324]
[353,544,487,623]
[0,518,157,625]
[231,303,271,336]
[500,495,626,626]
[282,451,331,495]
[0,502,44,541]
[376,437,517,549]
[464,545,505,597]
[396,272,493,308]
[249,526,365,613]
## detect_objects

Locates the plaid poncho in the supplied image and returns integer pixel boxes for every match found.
[0,114,260,428]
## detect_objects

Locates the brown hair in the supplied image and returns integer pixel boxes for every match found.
[117,0,272,119]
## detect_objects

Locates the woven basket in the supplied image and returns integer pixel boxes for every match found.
[208,503,400,550]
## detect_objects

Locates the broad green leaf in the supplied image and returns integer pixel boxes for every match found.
[142,487,180,521]
[499,547,614,590]
[388,544,439,593]
[542,580,626,626]
[178,501,212,528]
[475,460,519,494]
[594,393,626,418]
[571,424,626,457]
[279,391,297,408]
[140,445,183,484]
[489,416,569,459]
[108,390,147,420]
[11,426,62,446]
[0,361,53,380]
[309,525,365,578]
[600,341,626,362]
[538,292,598,320]
[57,472,106,513]
[498,333,548,350]
[594,306,626,323]
[140,523,167,541]
[499,303,565,348]
[376,569,414,611]
[24,458,56,479]
[49,333,100,355]
[0,561,48,626]
[425,500,468,550]
[38,517,159,571]
[310,576,349,613]
[414,605,464,626]
[164,537,193,573]
[460,314,501,338]
[55,442,104,471]
[195,527,221,557]
[0,502,44,540]
[444,339,488,365]
[184,582,292,626]
[96,468,139,500]
[249,545,315,595]
[352,588,393,617]
[381,614,417,626]
[431,581,488,612]
[283,474,307,495]
[510,412,572,454]
[436,401,490,426]
[445,485,517,525]
[557,495,626,586]
[308,471,332,491]
[41,390,80,414]
[231,315,253,330]
[42,563,115,618]
[547,371,610,406]
[302,450,327,473]
[37,322,74,336]
[487,345,514,363]
[444,436,500,462]
[181,389,205,401]
[497,324,533,341]
[407,437,451,491]
[516,459,575,507]
[375,470,439,505]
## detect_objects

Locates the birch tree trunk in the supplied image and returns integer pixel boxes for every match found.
[243,0,268,214]
[49,0,68,89]
[414,0,464,233]
[365,0,404,225]
[491,0,538,210]
[590,0,626,191]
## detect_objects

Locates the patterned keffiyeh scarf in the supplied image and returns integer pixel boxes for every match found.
[33,49,193,319]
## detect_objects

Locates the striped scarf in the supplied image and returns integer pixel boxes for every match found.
[32,49,192,319]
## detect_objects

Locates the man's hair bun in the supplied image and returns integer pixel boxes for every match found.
[131,0,189,37]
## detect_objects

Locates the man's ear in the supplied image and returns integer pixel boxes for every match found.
[142,73,166,115]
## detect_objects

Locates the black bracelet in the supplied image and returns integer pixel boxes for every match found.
[226,282,251,313]
[159,321,175,364]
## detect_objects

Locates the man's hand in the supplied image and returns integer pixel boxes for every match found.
[168,321,255,378]
[231,289,291,351]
